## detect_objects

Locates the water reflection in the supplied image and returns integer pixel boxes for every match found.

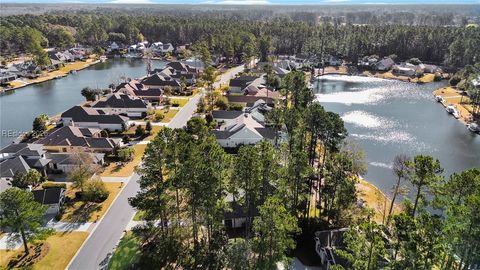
[0,59,166,146]
[314,75,480,194]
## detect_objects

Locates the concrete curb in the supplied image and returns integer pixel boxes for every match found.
[65,173,134,270]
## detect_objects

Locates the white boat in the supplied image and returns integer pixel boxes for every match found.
[445,105,455,113]
[452,110,460,119]
[446,105,460,119]
[467,123,480,134]
[434,95,444,103]
[99,56,107,62]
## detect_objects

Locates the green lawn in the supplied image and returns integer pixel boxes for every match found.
[108,232,140,270]
[169,97,189,107]
[133,210,145,221]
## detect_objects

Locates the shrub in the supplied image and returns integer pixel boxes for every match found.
[122,134,131,144]
[449,74,462,86]
[171,101,180,107]
[83,178,109,203]
[118,147,135,162]
[42,182,67,189]
[228,103,243,111]
[100,129,109,138]
[145,121,152,133]
[215,97,229,110]
[163,96,171,105]
[135,125,145,137]
[154,112,165,122]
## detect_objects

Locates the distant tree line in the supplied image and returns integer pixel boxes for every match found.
[1,13,479,67]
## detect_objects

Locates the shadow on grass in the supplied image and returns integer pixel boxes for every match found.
[7,243,50,268]
[62,201,102,223]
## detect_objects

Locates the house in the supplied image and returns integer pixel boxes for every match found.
[314,228,349,270]
[13,62,40,78]
[212,110,244,126]
[32,188,65,215]
[0,143,51,185]
[48,51,73,63]
[244,99,273,123]
[0,71,17,84]
[115,80,164,102]
[229,75,260,93]
[61,106,129,131]
[244,85,281,100]
[327,55,342,67]
[392,63,417,76]
[68,48,86,60]
[109,42,120,52]
[358,55,379,69]
[376,57,395,71]
[223,201,259,229]
[92,93,149,118]
[419,64,441,74]
[46,152,104,174]
[226,95,275,107]
[166,61,198,74]
[141,74,182,91]
[160,43,174,54]
[212,112,276,148]
[36,126,121,153]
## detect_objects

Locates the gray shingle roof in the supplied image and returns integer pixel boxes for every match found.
[62,106,129,124]
[32,188,64,205]
[36,126,119,150]
[92,94,147,109]
[229,75,258,88]
[212,110,244,120]
[0,156,31,178]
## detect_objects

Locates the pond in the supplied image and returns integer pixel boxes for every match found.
[0,59,166,147]
[314,75,480,195]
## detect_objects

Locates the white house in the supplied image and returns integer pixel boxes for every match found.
[376,57,395,71]
[392,63,417,76]
[46,152,104,174]
[92,93,149,118]
[314,228,348,270]
[212,113,276,148]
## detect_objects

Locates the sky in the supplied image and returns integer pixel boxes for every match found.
[2,0,479,4]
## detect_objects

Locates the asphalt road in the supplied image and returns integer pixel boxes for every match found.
[66,64,245,270]
[67,96,203,270]
[167,94,201,129]
[67,173,140,270]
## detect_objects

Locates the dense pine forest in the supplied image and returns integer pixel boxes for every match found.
[1,8,480,66]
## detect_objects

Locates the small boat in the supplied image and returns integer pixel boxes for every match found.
[69,70,77,74]
[446,105,455,114]
[100,56,107,62]
[452,110,460,119]
[446,105,460,118]
[434,95,444,103]
[467,123,480,134]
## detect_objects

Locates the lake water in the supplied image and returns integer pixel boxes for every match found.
[314,75,480,195]
[0,59,167,147]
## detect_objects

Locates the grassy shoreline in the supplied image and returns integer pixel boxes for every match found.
[433,86,474,125]
[1,59,100,93]
[357,177,401,224]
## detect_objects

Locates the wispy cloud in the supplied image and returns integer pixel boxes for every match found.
[202,0,270,4]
